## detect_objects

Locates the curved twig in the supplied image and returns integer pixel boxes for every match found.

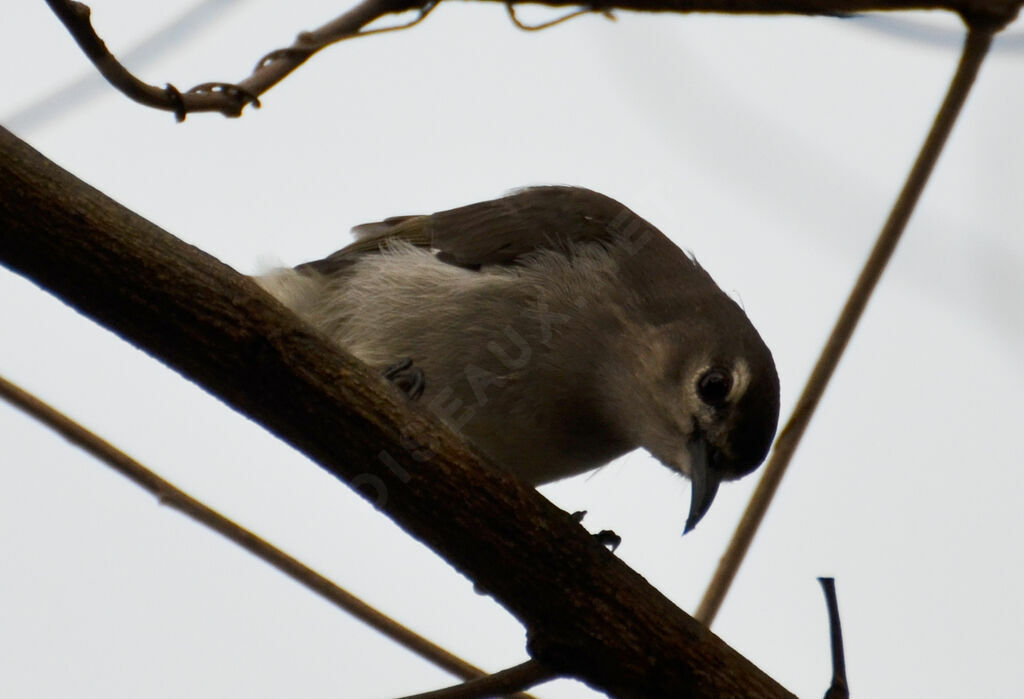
[818,578,850,699]
[43,0,436,120]
[44,0,1021,120]
[505,2,613,30]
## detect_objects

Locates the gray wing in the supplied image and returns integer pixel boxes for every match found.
[298,186,659,274]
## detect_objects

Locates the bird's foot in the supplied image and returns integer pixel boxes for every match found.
[593,529,622,552]
[571,510,622,553]
[382,358,425,400]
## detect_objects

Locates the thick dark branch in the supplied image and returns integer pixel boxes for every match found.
[44,0,1020,120]
[0,126,793,697]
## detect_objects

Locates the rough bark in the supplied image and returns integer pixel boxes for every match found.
[0,127,793,698]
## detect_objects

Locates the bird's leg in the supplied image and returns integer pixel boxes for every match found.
[571,510,622,553]
[471,510,622,597]
[382,358,425,400]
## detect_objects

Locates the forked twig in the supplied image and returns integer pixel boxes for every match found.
[396,659,554,699]
[43,0,438,120]
[695,21,998,626]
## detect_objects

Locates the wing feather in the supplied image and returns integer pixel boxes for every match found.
[298,186,655,274]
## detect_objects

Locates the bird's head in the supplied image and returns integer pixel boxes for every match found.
[610,292,780,533]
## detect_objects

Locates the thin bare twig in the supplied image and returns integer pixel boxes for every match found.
[396,659,555,699]
[252,0,440,69]
[337,0,441,38]
[505,2,614,30]
[0,373,540,697]
[8,0,242,132]
[694,22,997,627]
[818,578,850,699]
[43,0,435,120]
[44,0,1021,120]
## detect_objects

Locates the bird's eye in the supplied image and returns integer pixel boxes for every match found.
[697,368,733,407]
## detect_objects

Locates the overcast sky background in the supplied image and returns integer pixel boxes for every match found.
[2,1,1022,697]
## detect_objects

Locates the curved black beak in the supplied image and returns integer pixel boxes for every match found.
[683,439,721,534]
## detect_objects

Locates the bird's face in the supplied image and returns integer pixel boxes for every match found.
[622,320,780,533]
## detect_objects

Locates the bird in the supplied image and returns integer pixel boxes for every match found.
[256,186,780,533]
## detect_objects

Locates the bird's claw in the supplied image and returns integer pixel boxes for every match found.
[571,510,621,552]
[383,358,425,400]
[593,529,622,552]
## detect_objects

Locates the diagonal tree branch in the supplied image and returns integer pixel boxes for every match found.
[44,0,1020,120]
[0,374,539,697]
[0,125,794,697]
[695,22,998,626]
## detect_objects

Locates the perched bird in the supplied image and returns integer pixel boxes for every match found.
[257,186,780,532]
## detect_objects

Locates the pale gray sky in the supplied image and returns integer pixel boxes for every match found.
[2,2,1022,697]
